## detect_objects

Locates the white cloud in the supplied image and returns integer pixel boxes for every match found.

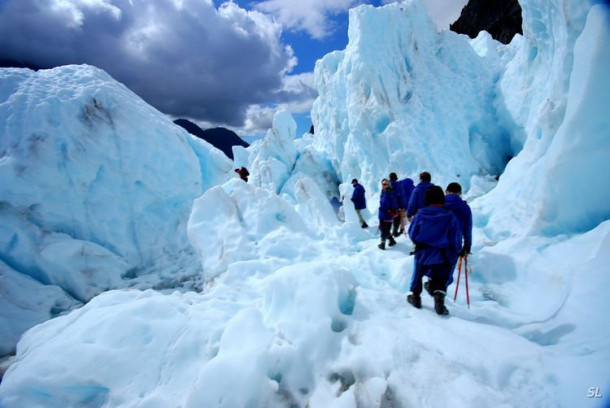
[420,0,468,30]
[243,105,277,135]
[243,71,316,135]
[253,0,467,39]
[254,0,362,39]
[0,0,297,126]
[0,0,467,135]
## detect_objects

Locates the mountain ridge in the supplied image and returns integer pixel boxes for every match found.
[174,118,249,160]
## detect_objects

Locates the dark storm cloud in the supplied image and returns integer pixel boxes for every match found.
[0,0,298,126]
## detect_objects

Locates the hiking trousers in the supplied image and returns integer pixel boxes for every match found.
[410,262,451,295]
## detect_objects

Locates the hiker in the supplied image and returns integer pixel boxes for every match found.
[443,182,473,288]
[378,178,398,250]
[235,166,249,182]
[400,176,414,212]
[407,171,434,221]
[389,173,405,237]
[351,179,368,228]
[407,185,462,315]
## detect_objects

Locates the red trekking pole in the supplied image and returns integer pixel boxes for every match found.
[453,254,470,308]
[453,256,463,302]
[464,254,470,308]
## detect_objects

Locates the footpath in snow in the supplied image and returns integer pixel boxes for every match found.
[2,177,609,408]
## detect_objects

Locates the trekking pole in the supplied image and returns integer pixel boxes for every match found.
[453,255,463,302]
[464,254,470,308]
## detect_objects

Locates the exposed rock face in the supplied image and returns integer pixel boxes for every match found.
[450,0,523,44]
[174,119,249,160]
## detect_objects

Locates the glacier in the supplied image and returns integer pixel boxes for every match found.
[0,65,232,354]
[1,0,609,407]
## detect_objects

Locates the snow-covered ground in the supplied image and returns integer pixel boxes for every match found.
[1,0,609,407]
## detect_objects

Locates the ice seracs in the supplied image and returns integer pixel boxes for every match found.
[1,0,609,407]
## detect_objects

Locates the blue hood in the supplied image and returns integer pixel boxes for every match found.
[444,194,472,249]
[408,206,462,265]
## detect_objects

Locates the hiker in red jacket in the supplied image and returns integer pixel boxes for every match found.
[235,166,249,182]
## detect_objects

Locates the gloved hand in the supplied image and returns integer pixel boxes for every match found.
[460,246,471,257]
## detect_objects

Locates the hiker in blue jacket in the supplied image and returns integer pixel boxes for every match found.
[400,176,414,211]
[407,171,434,221]
[378,178,398,250]
[351,179,368,228]
[407,185,462,315]
[443,182,473,287]
[395,174,415,236]
[389,173,405,236]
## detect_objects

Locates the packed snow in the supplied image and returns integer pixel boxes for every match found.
[1,0,609,407]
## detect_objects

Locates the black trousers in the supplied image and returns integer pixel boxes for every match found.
[410,262,451,295]
[392,215,402,233]
[380,221,392,241]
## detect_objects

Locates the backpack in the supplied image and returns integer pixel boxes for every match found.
[388,191,400,217]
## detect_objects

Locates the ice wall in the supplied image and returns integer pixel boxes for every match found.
[1,1,609,405]
[188,178,318,281]
[305,0,609,238]
[0,65,232,353]
[474,1,610,237]
[234,110,342,234]
[310,1,521,195]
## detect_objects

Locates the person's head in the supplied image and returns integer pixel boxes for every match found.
[389,172,398,181]
[420,172,431,182]
[234,169,240,173]
[351,178,358,186]
[381,178,391,190]
[424,185,445,206]
[445,182,462,195]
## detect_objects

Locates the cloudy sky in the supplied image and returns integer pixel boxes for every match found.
[0,0,466,138]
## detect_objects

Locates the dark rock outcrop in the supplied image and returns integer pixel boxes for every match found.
[0,59,46,70]
[450,0,523,44]
[174,119,249,160]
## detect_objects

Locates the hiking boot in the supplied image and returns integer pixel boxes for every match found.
[407,293,421,309]
[378,241,386,250]
[361,222,369,228]
[424,280,434,297]
[388,236,396,247]
[433,291,449,316]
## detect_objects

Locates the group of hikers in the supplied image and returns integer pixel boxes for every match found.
[235,165,471,316]
[350,172,472,316]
